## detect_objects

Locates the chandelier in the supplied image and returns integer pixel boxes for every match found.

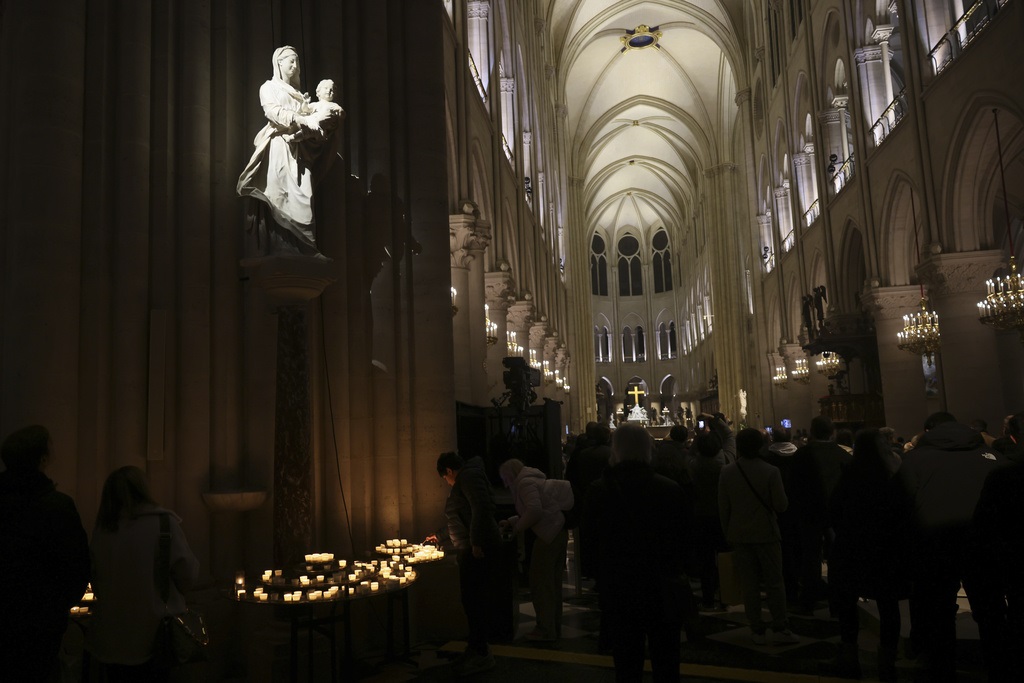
[898,297,941,365]
[772,366,788,389]
[543,360,554,384]
[977,108,1024,344]
[484,304,497,346]
[791,358,811,384]
[898,193,941,364]
[529,348,541,370]
[815,351,842,378]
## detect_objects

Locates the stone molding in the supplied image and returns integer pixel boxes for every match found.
[569,176,584,188]
[555,104,568,119]
[734,88,751,106]
[545,64,555,80]
[500,77,514,93]
[240,255,337,310]
[773,184,790,199]
[529,322,549,348]
[918,250,1005,297]
[872,24,894,44]
[832,95,850,109]
[818,109,842,125]
[756,213,772,226]
[523,130,532,146]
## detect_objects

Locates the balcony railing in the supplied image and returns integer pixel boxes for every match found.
[828,154,855,196]
[761,247,776,274]
[467,53,487,103]
[928,0,1009,75]
[871,88,908,147]
[803,199,820,227]
[501,134,513,162]
[780,226,795,253]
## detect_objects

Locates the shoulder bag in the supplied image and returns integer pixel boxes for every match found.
[153,514,209,666]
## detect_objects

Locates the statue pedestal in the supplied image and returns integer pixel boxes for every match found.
[241,255,336,311]
[242,255,336,566]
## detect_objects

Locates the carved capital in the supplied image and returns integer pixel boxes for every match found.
[773,183,790,199]
[793,152,814,167]
[543,334,559,358]
[918,250,1005,297]
[734,88,751,106]
[861,285,925,321]
[523,130,532,146]
[467,0,489,19]
[778,342,806,361]
[507,300,535,332]
[855,45,883,65]
[872,24,894,44]
[818,109,842,125]
[756,213,772,227]
[545,64,555,80]
[529,321,549,348]
[535,17,546,34]
[449,214,492,268]
[832,95,850,110]
[554,103,568,119]
[484,270,517,309]
[500,77,515,93]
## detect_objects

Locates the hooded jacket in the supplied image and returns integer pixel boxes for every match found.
[897,421,1006,535]
[508,466,569,543]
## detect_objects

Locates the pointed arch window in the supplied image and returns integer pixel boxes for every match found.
[617,235,642,296]
[669,321,677,357]
[594,325,612,362]
[658,323,669,359]
[622,326,634,362]
[590,234,608,296]
[635,326,646,361]
[652,228,673,293]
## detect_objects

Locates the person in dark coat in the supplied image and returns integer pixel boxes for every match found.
[565,422,612,578]
[688,431,725,608]
[653,425,692,484]
[760,424,801,602]
[583,423,689,682]
[973,420,1024,682]
[828,429,910,681]
[897,412,1007,683]
[427,451,503,677]
[789,415,851,613]
[0,425,90,683]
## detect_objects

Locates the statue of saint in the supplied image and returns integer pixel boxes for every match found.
[237,47,344,257]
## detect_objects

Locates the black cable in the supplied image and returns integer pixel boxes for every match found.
[319,296,356,552]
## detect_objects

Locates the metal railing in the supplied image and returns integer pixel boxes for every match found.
[871,89,908,147]
[501,134,513,162]
[780,227,795,253]
[803,199,820,227]
[829,154,855,196]
[467,53,487,103]
[928,0,1009,75]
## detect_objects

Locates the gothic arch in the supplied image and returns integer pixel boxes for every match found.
[836,222,868,311]
[877,171,922,286]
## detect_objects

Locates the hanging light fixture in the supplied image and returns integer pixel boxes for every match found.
[977,109,1024,343]
[772,366,788,389]
[791,358,811,384]
[484,304,498,346]
[815,351,842,378]
[897,195,941,364]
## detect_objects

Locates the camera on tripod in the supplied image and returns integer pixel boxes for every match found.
[497,356,541,413]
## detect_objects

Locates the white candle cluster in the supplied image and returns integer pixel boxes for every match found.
[304,552,335,564]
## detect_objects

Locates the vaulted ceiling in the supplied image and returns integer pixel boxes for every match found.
[543,0,748,244]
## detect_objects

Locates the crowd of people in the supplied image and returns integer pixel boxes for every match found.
[0,425,199,682]
[434,409,1023,682]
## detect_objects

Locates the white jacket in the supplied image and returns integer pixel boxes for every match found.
[509,467,571,543]
[87,505,200,665]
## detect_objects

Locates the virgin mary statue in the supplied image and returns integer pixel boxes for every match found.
[237,46,342,256]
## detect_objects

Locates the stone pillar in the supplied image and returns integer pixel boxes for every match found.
[241,256,335,566]
[862,285,935,437]
[833,96,851,162]
[774,181,794,252]
[854,43,885,137]
[793,146,818,227]
[450,210,492,403]
[873,25,896,127]
[703,163,749,423]
[467,1,491,90]
[918,250,1007,426]
[485,268,517,398]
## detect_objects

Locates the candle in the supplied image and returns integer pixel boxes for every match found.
[348,587,354,595]
[259,593,268,601]
[339,560,346,569]
[316,575,324,583]
[284,594,293,602]
[237,589,246,599]
[304,554,313,562]
[70,606,80,614]
[399,577,407,585]
[79,606,89,614]
[348,574,356,582]
[83,592,94,601]
[235,570,246,587]
[299,576,310,586]
[370,582,379,591]
[274,569,283,577]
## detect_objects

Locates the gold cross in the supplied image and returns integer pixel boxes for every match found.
[628,386,645,403]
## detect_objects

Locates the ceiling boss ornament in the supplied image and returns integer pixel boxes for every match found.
[620,25,662,52]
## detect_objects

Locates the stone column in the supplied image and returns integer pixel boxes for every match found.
[485,268,517,398]
[241,256,335,566]
[467,1,491,90]
[779,343,815,430]
[450,210,492,403]
[792,146,818,227]
[918,250,1007,426]
[774,181,794,252]
[862,285,935,437]
[873,25,896,127]
[854,43,885,140]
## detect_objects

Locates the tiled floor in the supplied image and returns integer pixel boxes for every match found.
[354,544,989,683]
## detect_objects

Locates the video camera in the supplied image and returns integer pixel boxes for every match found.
[500,356,540,413]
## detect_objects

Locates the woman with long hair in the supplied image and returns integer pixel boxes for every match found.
[88,466,199,682]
